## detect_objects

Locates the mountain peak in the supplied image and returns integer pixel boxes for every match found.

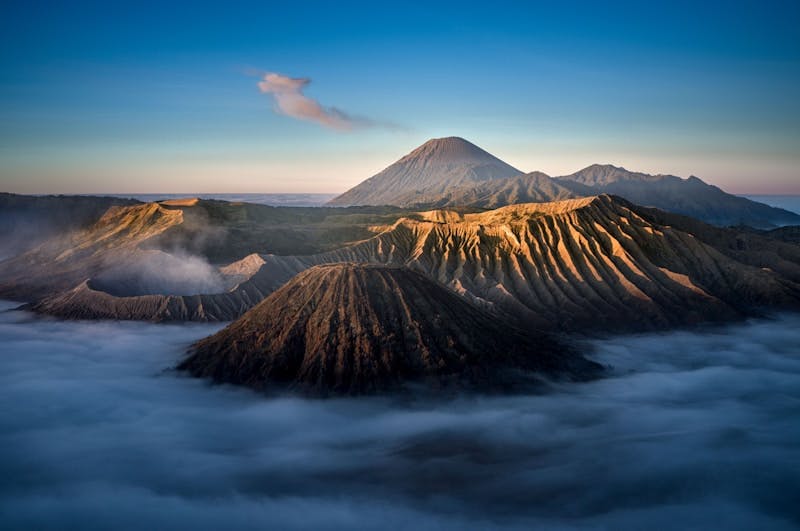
[399,136,507,165]
[328,137,522,207]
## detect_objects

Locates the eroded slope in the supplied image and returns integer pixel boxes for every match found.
[180,264,600,394]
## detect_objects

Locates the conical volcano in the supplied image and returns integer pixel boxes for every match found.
[179,263,600,395]
[327,137,522,207]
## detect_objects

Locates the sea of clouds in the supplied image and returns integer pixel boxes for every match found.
[0,301,798,530]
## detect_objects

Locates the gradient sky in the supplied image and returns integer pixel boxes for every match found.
[1,0,799,194]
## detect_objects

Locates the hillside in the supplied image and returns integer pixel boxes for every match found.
[179,264,601,395]
[0,198,411,300]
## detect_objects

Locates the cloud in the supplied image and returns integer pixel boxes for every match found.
[257,72,365,131]
[0,306,799,529]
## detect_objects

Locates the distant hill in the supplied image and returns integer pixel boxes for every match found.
[327,137,522,207]
[554,164,800,229]
[179,263,601,395]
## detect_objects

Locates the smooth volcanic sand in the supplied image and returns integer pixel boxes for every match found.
[0,301,798,530]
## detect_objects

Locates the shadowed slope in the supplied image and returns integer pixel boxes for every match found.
[179,264,600,395]
[328,137,522,207]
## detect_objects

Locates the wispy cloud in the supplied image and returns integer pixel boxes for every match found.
[257,72,363,131]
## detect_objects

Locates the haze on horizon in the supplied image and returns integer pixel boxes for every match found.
[1,0,799,195]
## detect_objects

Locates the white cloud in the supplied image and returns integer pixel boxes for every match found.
[258,72,362,131]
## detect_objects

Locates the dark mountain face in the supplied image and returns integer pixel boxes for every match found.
[179,263,601,395]
[555,165,800,228]
[327,137,523,207]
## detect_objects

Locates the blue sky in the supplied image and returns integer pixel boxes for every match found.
[1,0,798,194]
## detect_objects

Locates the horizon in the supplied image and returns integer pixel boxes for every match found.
[2,1,800,195]
[3,138,800,196]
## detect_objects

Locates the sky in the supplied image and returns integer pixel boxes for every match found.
[0,0,798,194]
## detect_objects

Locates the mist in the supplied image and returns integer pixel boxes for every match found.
[91,250,235,296]
[0,302,798,530]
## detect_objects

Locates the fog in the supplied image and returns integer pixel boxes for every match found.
[91,250,235,296]
[0,302,798,530]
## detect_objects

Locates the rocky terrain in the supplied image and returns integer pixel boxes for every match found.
[25,195,800,331]
[179,264,601,395]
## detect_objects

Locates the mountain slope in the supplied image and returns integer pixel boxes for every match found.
[28,196,800,330]
[302,196,800,331]
[328,137,523,207]
[179,264,601,395]
[0,193,140,259]
[555,164,800,228]
[0,201,186,299]
[0,198,412,301]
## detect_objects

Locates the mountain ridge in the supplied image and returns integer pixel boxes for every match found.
[29,195,800,331]
[329,138,800,228]
[555,164,800,228]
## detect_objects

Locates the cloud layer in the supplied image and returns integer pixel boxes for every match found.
[0,304,798,530]
[258,73,362,131]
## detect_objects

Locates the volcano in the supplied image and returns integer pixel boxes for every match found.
[327,137,523,207]
[179,263,601,395]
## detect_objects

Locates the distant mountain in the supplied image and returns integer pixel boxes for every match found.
[327,137,523,207]
[328,139,798,228]
[179,263,601,395]
[556,163,664,186]
[554,164,800,228]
